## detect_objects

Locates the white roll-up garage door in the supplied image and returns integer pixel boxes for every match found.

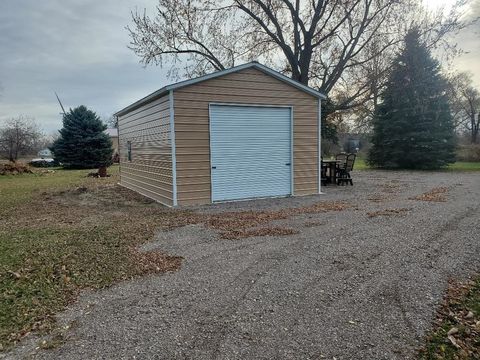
[209,104,292,202]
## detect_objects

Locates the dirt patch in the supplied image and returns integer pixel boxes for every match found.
[410,187,448,202]
[367,208,411,218]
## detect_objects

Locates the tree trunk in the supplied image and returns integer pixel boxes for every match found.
[98,166,107,178]
[472,113,479,144]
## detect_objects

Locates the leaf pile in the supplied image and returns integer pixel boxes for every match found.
[410,187,448,202]
[220,227,298,240]
[419,277,480,359]
[367,208,411,218]
[0,162,32,175]
[205,201,350,239]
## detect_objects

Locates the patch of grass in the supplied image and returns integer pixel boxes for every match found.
[0,166,183,351]
[354,157,370,170]
[353,157,480,172]
[419,277,480,359]
[444,162,480,172]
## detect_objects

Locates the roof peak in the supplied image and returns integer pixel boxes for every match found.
[115,62,325,116]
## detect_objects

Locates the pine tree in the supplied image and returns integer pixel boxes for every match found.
[368,29,456,169]
[51,106,113,170]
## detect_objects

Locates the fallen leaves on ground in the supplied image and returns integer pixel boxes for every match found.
[367,195,389,203]
[0,169,353,349]
[220,227,298,240]
[0,174,186,350]
[206,201,350,239]
[410,187,448,202]
[367,208,411,218]
[381,183,402,194]
[418,276,480,359]
[303,221,325,228]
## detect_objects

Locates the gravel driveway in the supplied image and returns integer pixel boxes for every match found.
[8,170,480,360]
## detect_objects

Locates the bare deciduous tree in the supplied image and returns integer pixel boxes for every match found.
[0,117,43,162]
[447,71,480,143]
[128,0,470,108]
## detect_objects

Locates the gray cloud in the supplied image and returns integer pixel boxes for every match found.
[452,0,480,86]
[0,0,165,132]
[1,0,479,134]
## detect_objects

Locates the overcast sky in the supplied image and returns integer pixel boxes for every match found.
[1,0,479,133]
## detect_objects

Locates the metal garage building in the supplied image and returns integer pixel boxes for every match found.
[115,62,326,206]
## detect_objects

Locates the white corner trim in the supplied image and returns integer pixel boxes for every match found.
[169,90,178,206]
[290,106,294,196]
[318,98,322,194]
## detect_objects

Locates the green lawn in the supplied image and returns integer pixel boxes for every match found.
[444,162,480,171]
[353,158,480,171]
[0,165,183,351]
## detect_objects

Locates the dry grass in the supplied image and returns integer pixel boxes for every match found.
[367,208,411,218]
[410,187,448,202]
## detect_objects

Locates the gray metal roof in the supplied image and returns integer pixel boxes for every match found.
[114,62,326,117]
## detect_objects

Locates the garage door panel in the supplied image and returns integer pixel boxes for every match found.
[210,105,291,202]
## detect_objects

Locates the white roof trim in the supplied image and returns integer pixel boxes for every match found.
[115,62,326,116]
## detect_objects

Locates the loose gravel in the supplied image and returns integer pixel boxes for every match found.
[6,170,480,360]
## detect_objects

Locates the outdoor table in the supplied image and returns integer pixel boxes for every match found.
[322,159,341,184]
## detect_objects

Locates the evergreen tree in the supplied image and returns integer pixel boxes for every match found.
[368,29,456,169]
[51,106,113,169]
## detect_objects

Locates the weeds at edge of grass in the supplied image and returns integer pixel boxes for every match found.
[418,276,480,359]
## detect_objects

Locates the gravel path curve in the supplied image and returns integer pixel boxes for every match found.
[7,170,480,360]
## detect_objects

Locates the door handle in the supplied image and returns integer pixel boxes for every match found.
[212,166,217,169]
[285,163,291,166]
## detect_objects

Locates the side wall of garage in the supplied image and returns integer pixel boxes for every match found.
[118,95,174,206]
[173,67,319,206]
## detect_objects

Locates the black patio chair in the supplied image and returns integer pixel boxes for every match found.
[321,157,328,186]
[335,153,348,168]
[337,153,356,186]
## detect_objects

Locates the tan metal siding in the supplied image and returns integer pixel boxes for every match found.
[174,68,318,206]
[118,95,173,206]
